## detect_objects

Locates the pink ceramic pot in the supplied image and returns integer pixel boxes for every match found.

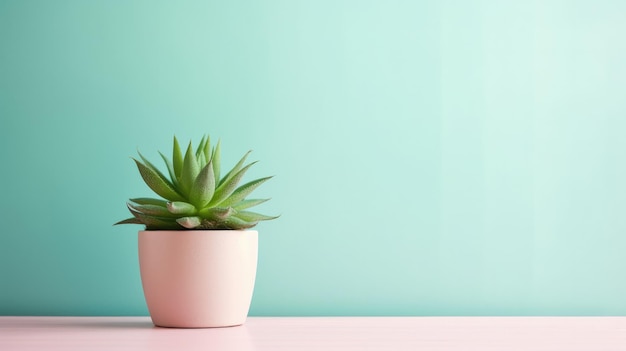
[138,230,258,328]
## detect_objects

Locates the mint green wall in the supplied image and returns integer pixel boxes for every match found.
[1,0,625,316]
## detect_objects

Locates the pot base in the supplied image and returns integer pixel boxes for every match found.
[153,322,244,329]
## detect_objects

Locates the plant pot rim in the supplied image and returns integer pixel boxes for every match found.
[139,229,258,233]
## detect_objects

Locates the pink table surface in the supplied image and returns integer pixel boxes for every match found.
[1,316,626,350]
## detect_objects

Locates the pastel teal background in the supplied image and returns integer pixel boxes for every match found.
[1,0,625,316]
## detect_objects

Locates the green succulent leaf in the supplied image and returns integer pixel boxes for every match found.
[210,161,257,206]
[130,198,168,206]
[196,135,208,160]
[127,202,178,218]
[138,150,178,188]
[189,160,216,208]
[212,139,221,185]
[114,217,142,225]
[224,216,259,230]
[203,136,212,165]
[137,151,157,170]
[232,198,270,211]
[177,216,202,229]
[198,206,234,220]
[196,135,208,167]
[234,211,279,222]
[218,150,251,187]
[180,142,200,195]
[138,150,176,189]
[219,176,272,208]
[198,152,207,168]
[173,136,184,180]
[133,158,184,201]
[127,204,181,229]
[159,152,178,187]
[167,201,197,215]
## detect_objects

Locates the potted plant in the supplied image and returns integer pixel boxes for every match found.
[116,135,277,328]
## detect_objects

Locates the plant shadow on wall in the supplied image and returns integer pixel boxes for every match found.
[115,135,278,328]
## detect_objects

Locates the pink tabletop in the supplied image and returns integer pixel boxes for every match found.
[2,316,626,350]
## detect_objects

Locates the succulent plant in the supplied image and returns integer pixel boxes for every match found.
[116,135,277,230]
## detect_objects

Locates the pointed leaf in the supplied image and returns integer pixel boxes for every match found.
[209,161,257,206]
[127,204,181,230]
[198,206,234,220]
[218,150,251,187]
[234,211,279,222]
[130,198,168,207]
[197,151,206,169]
[196,135,209,160]
[189,160,215,207]
[138,151,175,188]
[173,136,183,180]
[203,136,212,164]
[127,202,177,218]
[114,217,143,225]
[159,152,178,186]
[138,150,175,186]
[176,216,202,229]
[218,176,272,208]
[212,139,221,186]
[167,201,198,215]
[203,152,211,167]
[232,198,270,211]
[133,158,184,201]
[137,150,157,170]
[224,216,258,230]
[180,142,200,195]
